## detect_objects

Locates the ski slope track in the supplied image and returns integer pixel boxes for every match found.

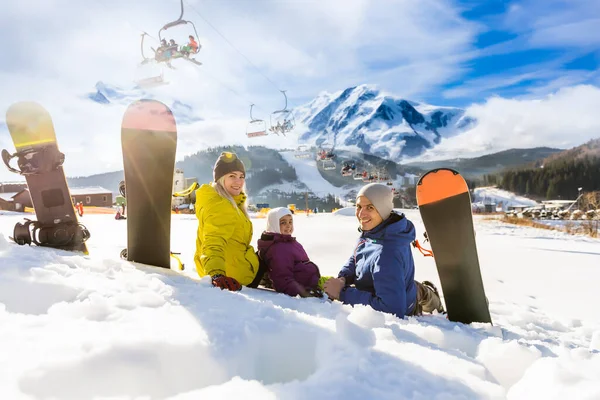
[0,209,599,399]
[473,187,540,211]
[279,150,348,198]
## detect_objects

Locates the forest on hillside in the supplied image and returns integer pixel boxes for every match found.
[482,139,600,199]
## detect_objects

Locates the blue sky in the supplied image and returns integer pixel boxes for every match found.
[435,0,600,105]
[0,0,599,179]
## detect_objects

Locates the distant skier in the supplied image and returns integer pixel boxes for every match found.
[115,208,126,220]
[256,207,323,297]
[76,202,84,217]
[323,183,444,318]
[194,152,262,291]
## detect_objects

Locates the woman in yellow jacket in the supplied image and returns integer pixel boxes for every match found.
[194,152,261,291]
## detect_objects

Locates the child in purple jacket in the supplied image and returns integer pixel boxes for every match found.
[256,207,322,297]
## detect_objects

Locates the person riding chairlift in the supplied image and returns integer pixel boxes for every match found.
[270,121,283,134]
[155,39,168,58]
[157,39,178,61]
[181,35,199,56]
[282,119,292,131]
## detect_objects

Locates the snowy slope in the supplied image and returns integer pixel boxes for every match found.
[278,150,347,197]
[256,150,356,205]
[473,187,540,211]
[0,210,599,399]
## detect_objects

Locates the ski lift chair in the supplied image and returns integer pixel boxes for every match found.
[322,160,336,170]
[270,90,295,134]
[341,166,353,177]
[135,71,168,89]
[295,145,311,159]
[247,121,267,138]
[152,0,203,67]
[246,104,267,138]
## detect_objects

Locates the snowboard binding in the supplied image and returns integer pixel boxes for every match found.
[2,147,65,176]
[11,218,90,248]
[412,232,434,257]
[118,180,126,198]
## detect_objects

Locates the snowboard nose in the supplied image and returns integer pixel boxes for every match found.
[416,168,467,206]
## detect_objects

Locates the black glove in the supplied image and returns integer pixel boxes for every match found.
[307,287,324,298]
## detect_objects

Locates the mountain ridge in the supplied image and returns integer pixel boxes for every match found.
[405,147,563,178]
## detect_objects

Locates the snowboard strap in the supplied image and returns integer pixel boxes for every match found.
[412,239,434,257]
[170,252,185,271]
[173,182,199,197]
[119,248,185,271]
[1,146,65,176]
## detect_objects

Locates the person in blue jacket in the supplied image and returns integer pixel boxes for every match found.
[323,183,444,318]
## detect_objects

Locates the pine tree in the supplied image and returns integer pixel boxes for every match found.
[546,181,557,199]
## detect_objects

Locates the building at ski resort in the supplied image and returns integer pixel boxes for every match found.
[0,185,112,211]
[170,169,198,211]
[70,187,113,207]
[400,173,419,187]
[172,169,185,208]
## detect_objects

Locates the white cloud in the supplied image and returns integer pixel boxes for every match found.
[502,0,600,49]
[410,84,600,162]
[529,18,600,48]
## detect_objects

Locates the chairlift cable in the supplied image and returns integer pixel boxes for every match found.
[199,67,270,114]
[95,0,160,43]
[182,0,283,92]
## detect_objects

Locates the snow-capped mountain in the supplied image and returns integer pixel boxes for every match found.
[293,84,476,161]
[86,81,202,124]
[86,81,140,104]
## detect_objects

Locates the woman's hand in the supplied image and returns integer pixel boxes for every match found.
[323,277,346,300]
[211,274,242,291]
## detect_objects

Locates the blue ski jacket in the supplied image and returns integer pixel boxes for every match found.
[338,211,417,318]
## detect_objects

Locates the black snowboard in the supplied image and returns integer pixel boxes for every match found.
[2,101,89,253]
[416,168,492,324]
[121,99,177,268]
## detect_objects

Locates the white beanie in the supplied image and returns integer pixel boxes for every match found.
[265,207,293,234]
[357,183,394,220]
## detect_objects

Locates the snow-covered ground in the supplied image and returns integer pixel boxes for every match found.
[534,218,600,235]
[0,210,599,399]
[473,187,539,211]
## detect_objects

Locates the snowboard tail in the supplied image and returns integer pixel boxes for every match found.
[121,99,177,269]
[3,102,89,254]
[417,168,491,324]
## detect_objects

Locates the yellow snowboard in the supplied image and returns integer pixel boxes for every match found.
[3,101,89,254]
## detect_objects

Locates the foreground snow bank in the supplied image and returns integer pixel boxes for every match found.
[0,212,598,399]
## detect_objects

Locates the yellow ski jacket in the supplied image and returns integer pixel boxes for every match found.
[194,184,259,285]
